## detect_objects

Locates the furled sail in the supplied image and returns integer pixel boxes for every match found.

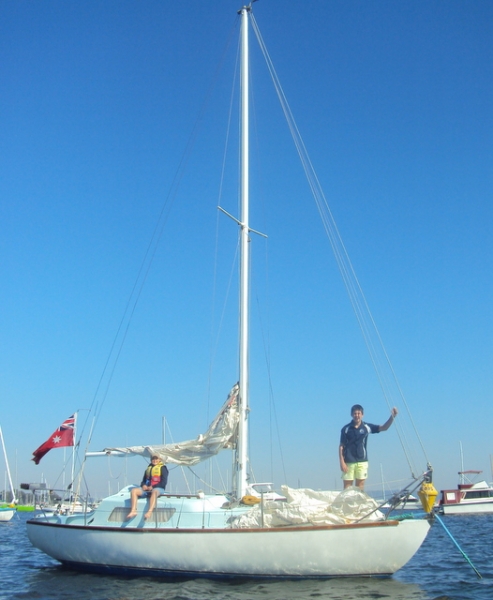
[102,383,239,466]
[229,487,385,528]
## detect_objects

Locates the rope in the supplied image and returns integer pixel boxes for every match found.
[435,513,482,579]
[250,11,430,477]
[71,15,242,500]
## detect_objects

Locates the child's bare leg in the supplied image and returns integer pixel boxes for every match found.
[144,490,159,519]
[126,487,143,519]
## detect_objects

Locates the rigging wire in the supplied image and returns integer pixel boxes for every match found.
[254,291,289,485]
[250,12,430,478]
[73,15,242,497]
[248,38,289,487]
[207,26,242,428]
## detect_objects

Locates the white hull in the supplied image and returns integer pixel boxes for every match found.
[380,501,420,510]
[0,508,15,522]
[441,501,493,515]
[26,518,429,578]
[439,478,493,515]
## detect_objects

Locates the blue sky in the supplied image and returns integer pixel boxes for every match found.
[1,1,491,501]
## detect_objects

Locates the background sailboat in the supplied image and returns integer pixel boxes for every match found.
[0,426,16,522]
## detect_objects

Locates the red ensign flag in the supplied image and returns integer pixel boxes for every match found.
[32,414,75,465]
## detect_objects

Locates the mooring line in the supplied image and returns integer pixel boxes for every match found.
[435,513,482,579]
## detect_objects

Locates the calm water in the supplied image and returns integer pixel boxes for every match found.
[1,512,492,600]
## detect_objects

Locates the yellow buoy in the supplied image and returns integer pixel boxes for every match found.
[418,481,438,513]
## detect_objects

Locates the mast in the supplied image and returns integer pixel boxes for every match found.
[236,4,251,499]
[0,426,16,504]
[380,464,385,501]
[71,412,77,499]
[459,441,464,485]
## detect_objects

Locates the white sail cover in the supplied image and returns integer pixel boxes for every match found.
[229,486,385,528]
[103,384,239,466]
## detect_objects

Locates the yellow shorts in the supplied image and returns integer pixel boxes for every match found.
[342,461,368,481]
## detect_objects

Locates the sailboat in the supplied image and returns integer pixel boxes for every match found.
[26,4,436,577]
[0,426,16,522]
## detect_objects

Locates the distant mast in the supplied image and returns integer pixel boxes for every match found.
[237,4,251,499]
[0,425,16,504]
[459,441,464,485]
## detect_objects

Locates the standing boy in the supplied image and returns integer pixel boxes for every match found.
[339,404,398,490]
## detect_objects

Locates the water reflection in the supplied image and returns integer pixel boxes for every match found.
[19,566,427,600]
